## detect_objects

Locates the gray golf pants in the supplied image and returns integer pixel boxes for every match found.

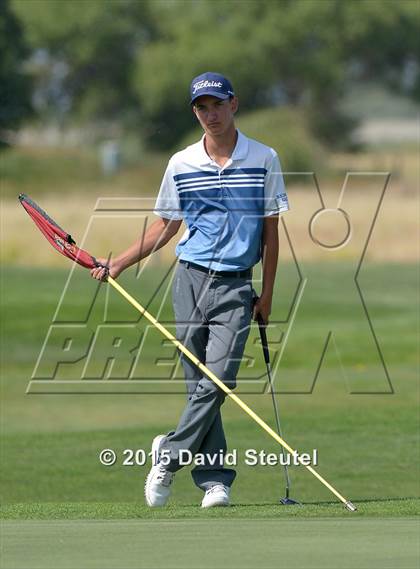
[160,261,253,491]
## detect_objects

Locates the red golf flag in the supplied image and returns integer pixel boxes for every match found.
[19,193,98,269]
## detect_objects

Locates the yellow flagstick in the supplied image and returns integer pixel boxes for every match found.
[108,276,356,512]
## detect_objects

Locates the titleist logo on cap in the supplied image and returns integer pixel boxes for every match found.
[192,80,223,94]
[189,72,234,104]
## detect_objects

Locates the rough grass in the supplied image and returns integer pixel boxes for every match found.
[0,144,167,199]
[2,176,418,266]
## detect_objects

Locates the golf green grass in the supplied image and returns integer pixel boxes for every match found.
[1,263,418,568]
[2,518,418,569]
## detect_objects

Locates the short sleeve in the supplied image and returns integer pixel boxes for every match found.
[264,151,290,217]
[153,161,183,220]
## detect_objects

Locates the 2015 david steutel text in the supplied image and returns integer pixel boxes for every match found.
[99,448,319,467]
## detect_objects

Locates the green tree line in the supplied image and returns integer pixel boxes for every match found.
[2,0,419,149]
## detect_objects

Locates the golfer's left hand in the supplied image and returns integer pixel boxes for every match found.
[90,257,123,281]
[252,294,272,324]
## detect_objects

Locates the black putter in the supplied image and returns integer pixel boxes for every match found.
[253,292,300,505]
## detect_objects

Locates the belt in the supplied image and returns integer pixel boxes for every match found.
[179,259,252,279]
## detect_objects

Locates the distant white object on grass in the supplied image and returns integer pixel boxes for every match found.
[101,140,121,175]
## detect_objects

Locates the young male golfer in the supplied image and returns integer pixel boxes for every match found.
[91,72,289,507]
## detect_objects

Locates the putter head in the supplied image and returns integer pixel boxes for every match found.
[345,501,357,512]
[279,497,301,506]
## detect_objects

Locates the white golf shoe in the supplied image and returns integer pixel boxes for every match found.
[201,484,230,508]
[150,434,167,466]
[144,435,175,507]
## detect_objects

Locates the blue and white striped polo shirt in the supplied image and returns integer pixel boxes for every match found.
[154,129,289,271]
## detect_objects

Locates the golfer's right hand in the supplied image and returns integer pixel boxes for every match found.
[90,257,123,281]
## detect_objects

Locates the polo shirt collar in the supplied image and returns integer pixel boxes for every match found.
[196,129,249,166]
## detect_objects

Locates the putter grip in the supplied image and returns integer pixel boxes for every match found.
[252,293,271,365]
[257,314,271,365]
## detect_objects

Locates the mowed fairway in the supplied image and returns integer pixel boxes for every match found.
[1,262,419,568]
